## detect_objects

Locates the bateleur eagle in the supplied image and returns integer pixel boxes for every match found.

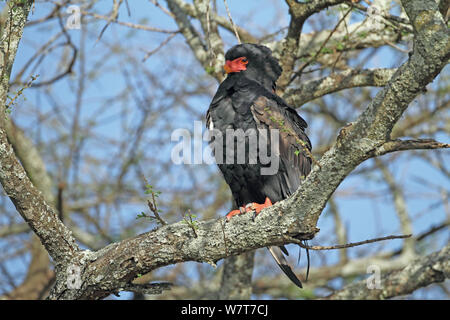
[206,43,312,288]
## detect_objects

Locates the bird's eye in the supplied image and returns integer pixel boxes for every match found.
[241,57,248,62]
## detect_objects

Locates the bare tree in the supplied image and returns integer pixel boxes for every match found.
[0,0,448,300]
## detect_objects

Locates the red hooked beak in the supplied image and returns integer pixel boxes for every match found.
[224,57,248,74]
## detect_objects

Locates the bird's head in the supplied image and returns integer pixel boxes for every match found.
[223,43,282,90]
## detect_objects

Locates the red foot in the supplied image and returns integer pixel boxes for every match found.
[225,197,273,221]
[225,208,244,221]
[246,197,273,216]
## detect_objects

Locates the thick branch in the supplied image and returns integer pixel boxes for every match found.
[2,237,53,300]
[284,68,397,107]
[48,210,318,299]
[0,1,32,106]
[327,244,450,299]
[277,0,347,90]
[0,0,79,266]
[1,120,57,299]
[193,0,225,80]
[165,0,210,76]
[376,160,415,256]
[366,139,450,159]
[218,251,255,299]
[5,121,54,205]
[255,222,450,298]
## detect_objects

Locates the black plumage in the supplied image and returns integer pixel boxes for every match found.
[206,44,312,288]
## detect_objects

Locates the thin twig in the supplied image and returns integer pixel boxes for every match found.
[331,8,350,72]
[289,5,353,85]
[150,0,175,18]
[96,0,122,43]
[347,0,411,26]
[385,40,410,53]
[124,0,131,17]
[182,210,198,238]
[146,199,167,226]
[223,0,241,44]
[284,234,412,250]
[416,222,450,242]
[81,10,178,33]
[142,33,177,62]
[5,74,39,110]
[142,177,167,226]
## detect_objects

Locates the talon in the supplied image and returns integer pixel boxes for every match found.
[249,197,273,218]
[226,207,245,221]
[226,198,273,221]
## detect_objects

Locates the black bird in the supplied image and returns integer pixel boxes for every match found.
[206,43,312,288]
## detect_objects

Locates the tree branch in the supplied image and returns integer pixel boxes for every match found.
[269,13,413,72]
[193,0,225,80]
[376,160,415,256]
[327,243,450,299]
[284,68,397,107]
[287,234,412,251]
[366,139,450,159]
[165,0,210,77]
[0,0,79,268]
[218,251,255,299]
[277,0,347,91]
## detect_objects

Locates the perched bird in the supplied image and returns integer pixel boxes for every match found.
[206,43,312,288]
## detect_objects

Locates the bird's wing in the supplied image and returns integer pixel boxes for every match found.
[268,246,303,288]
[251,95,310,288]
[250,95,312,194]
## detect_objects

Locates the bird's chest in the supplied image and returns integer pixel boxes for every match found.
[209,95,256,133]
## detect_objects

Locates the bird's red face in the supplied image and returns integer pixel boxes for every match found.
[224,56,248,74]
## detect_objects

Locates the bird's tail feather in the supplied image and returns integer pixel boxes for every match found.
[268,246,303,288]
[297,241,310,281]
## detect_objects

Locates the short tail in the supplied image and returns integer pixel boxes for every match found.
[268,246,303,288]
